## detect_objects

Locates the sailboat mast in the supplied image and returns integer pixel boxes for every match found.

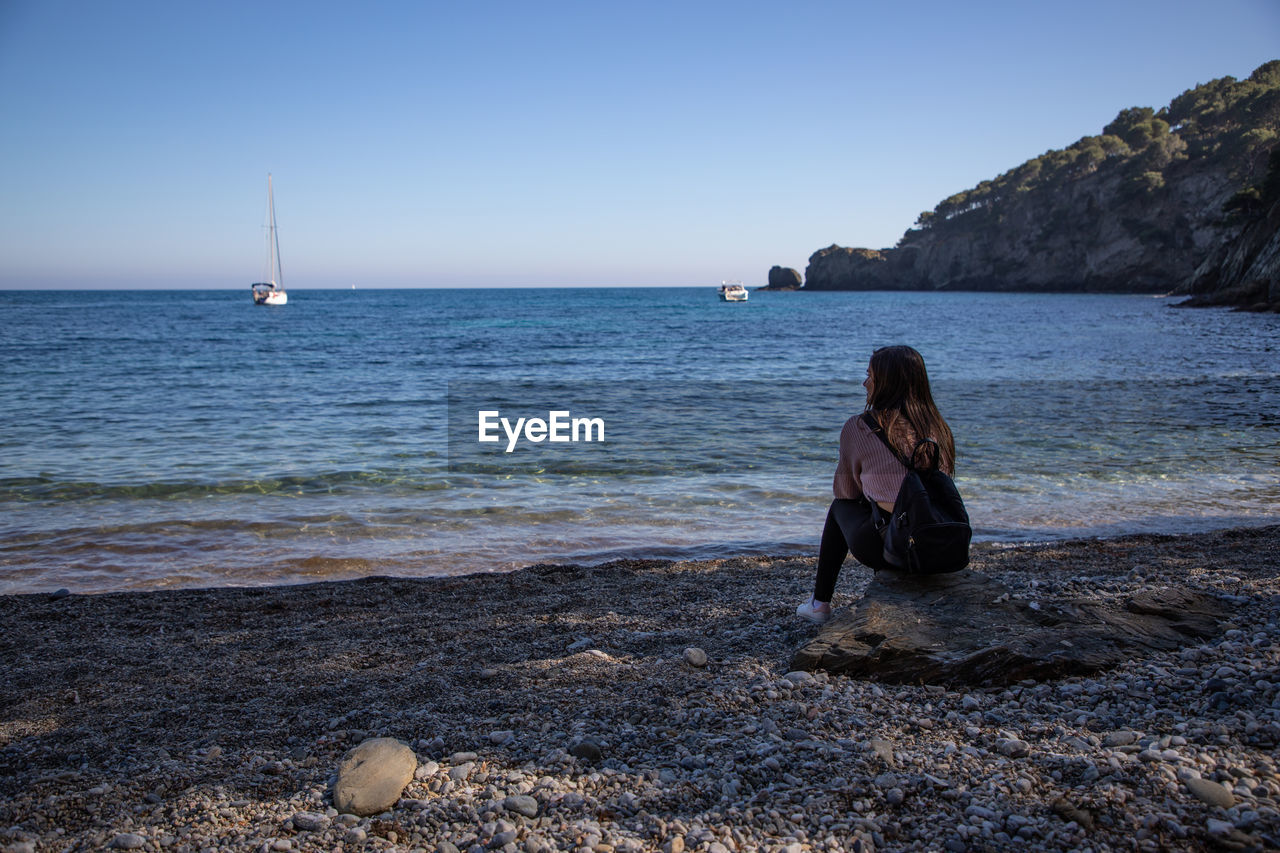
[267,173,283,288]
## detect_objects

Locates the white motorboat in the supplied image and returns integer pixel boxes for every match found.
[718,281,748,302]
[251,174,288,306]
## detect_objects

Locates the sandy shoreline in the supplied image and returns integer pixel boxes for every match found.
[2,525,1279,852]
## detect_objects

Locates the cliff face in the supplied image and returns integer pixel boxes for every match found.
[1175,198,1280,309]
[1173,146,1280,310]
[805,159,1242,295]
[887,163,1235,293]
[802,61,1280,301]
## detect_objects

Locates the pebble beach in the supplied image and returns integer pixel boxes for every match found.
[2,525,1279,852]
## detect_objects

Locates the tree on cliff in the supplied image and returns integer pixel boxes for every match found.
[1225,148,1280,219]
[907,60,1280,237]
[809,60,1280,296]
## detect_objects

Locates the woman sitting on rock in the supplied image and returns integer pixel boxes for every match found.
[796,344,956,624]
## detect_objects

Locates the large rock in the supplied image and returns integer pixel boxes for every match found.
[765,265,802,290]
[333,737,417,816]
[791,570,1224,686]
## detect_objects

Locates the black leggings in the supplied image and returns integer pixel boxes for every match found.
[813,498,894,602]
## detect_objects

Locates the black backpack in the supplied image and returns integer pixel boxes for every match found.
[862,412,972,574]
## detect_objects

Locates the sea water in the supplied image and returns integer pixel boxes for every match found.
[1,288,1277,593]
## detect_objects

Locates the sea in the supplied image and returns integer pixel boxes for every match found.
[2,287,1278,595]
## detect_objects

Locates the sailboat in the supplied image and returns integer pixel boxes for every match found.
[250,174,287,305]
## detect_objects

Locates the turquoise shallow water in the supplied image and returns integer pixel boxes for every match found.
[2,287,1278,593]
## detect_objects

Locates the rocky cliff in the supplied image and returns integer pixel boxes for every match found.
[800,61,1280,303]
[1174,150,1280,310]
[1174,200,1280,310]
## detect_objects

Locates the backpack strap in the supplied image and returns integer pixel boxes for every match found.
[911,438,942,471]
[860,411,941,472]
[861,411,906,465]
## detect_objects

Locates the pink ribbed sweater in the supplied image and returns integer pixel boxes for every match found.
[832,412,954,507]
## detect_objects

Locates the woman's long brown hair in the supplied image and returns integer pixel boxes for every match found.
[865,345,955,472]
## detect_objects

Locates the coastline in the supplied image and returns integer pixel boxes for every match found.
[2,525,1279,852]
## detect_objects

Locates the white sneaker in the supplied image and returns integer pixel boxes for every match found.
[795,598,832,624]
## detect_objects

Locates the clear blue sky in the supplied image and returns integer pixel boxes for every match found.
[1,0,1277,289]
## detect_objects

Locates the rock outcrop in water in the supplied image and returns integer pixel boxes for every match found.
[797,60,1280,300]
[761,265,802,290]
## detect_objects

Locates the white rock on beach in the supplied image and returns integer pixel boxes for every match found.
[332,737,417,816]
[867,738,896,767]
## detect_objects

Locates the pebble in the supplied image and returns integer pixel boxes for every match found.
[290,811,329,831]
[683,647,708,668]
[867,738,896,767]
[1050,798,1095,831]
[109,834,146,850]
[1185,776,1236,809]
[503,794,539,817]
[1103,730,1140,747]
[996,737,1030,758]
[570,739,603,762]
[1206,817,1236,836]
